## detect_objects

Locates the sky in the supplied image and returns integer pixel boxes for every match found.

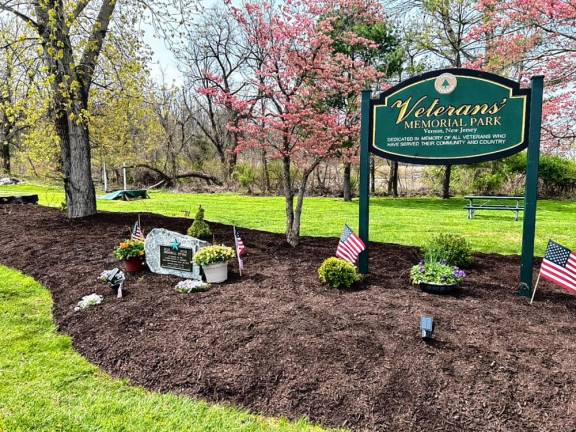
[143,25,183,85]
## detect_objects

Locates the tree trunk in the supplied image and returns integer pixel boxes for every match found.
[281,155,297,246]
[1,140,9,174]
[32,0,116,218]
[281,151,320,247]
[442,165,452,199]
[343,161,352,201]
[387,160,399,197]
[226,151,237,179]
[261,149,271,193]
[102,161,109,193]
[61,112,97,217]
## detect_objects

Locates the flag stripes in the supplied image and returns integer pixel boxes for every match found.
[131,220,145,242]
[336,224,365,265]
[541,254,576,294]
[234,226,246,273]
[539,240,576,296]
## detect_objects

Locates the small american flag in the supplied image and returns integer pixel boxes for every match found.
[131,220,145,242]
[234,226,246,273]
[540,240,576,295]
[336,224,365,265]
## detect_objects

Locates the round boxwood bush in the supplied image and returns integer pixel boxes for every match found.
[318,257,360,289]
[423,233,473,267]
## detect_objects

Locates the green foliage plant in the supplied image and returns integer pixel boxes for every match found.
[114,239,145,260]
[410,260,466,285]
[187,205,212,241]
[232,163,257,194]
[423,233,473,267]
[194,245,235,266]
[318,257,360,289]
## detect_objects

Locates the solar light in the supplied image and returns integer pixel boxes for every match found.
[420,316,434,340]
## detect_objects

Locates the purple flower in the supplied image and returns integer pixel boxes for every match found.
[453,269,466,279]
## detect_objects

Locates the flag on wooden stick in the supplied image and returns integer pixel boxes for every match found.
[234,226,246,275]
[336,224,365,265]
[531,240,576,303]
[131,218,145,242]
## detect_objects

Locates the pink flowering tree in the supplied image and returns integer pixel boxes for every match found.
[208,0,383,246]
[472,0,576,151]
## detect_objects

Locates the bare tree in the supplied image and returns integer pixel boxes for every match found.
[392,0,484,198]
[175,6,253,180]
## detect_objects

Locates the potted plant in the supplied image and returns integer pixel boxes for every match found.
[114,239,145,273]
[193,245,235,283]
[410,259,466,294]
[187,205,212,243]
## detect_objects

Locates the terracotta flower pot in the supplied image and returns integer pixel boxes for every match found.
[419,281,459,294]
[123,258,143,273]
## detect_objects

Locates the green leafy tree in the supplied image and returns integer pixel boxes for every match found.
[328,15,403,201]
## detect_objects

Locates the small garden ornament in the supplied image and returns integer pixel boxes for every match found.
[193,245,235,283]
[114,239,145,273]
[74,294,103,311]
[98,268,126,298]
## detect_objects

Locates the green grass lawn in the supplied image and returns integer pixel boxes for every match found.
[2,183,575,255]
[0,265,328,432]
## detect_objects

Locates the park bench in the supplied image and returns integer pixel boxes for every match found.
[464,195,524,221]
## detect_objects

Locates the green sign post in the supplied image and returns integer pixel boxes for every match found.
[358,69,544,297]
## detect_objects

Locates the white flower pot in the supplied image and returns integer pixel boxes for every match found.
[202,262,228,283]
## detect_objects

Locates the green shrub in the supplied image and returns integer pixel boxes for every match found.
[423,233,473,267]
[232,163,257,193]
[187,205,212,241]
[318,257,360,289]
[538,155,576,197]
[471,163,507,195]
[504,153,576,198]
[193,245,235,266]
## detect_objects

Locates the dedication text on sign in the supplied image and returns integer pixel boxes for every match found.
[370,69,531,164]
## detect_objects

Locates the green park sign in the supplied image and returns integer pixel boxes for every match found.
[358,68,544,297]
[370,69,531,164]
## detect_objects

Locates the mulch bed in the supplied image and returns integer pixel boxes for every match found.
[1,204,576,431]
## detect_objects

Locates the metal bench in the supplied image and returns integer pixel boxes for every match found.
[464,195,524,221]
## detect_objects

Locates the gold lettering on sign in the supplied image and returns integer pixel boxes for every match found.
[391,96,508,124]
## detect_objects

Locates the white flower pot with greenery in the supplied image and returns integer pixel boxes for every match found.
[193,245,235,283]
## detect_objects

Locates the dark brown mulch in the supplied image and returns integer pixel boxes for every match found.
[1,204,576,431]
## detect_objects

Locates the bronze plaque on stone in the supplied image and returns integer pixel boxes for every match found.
[159,246,194,272]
